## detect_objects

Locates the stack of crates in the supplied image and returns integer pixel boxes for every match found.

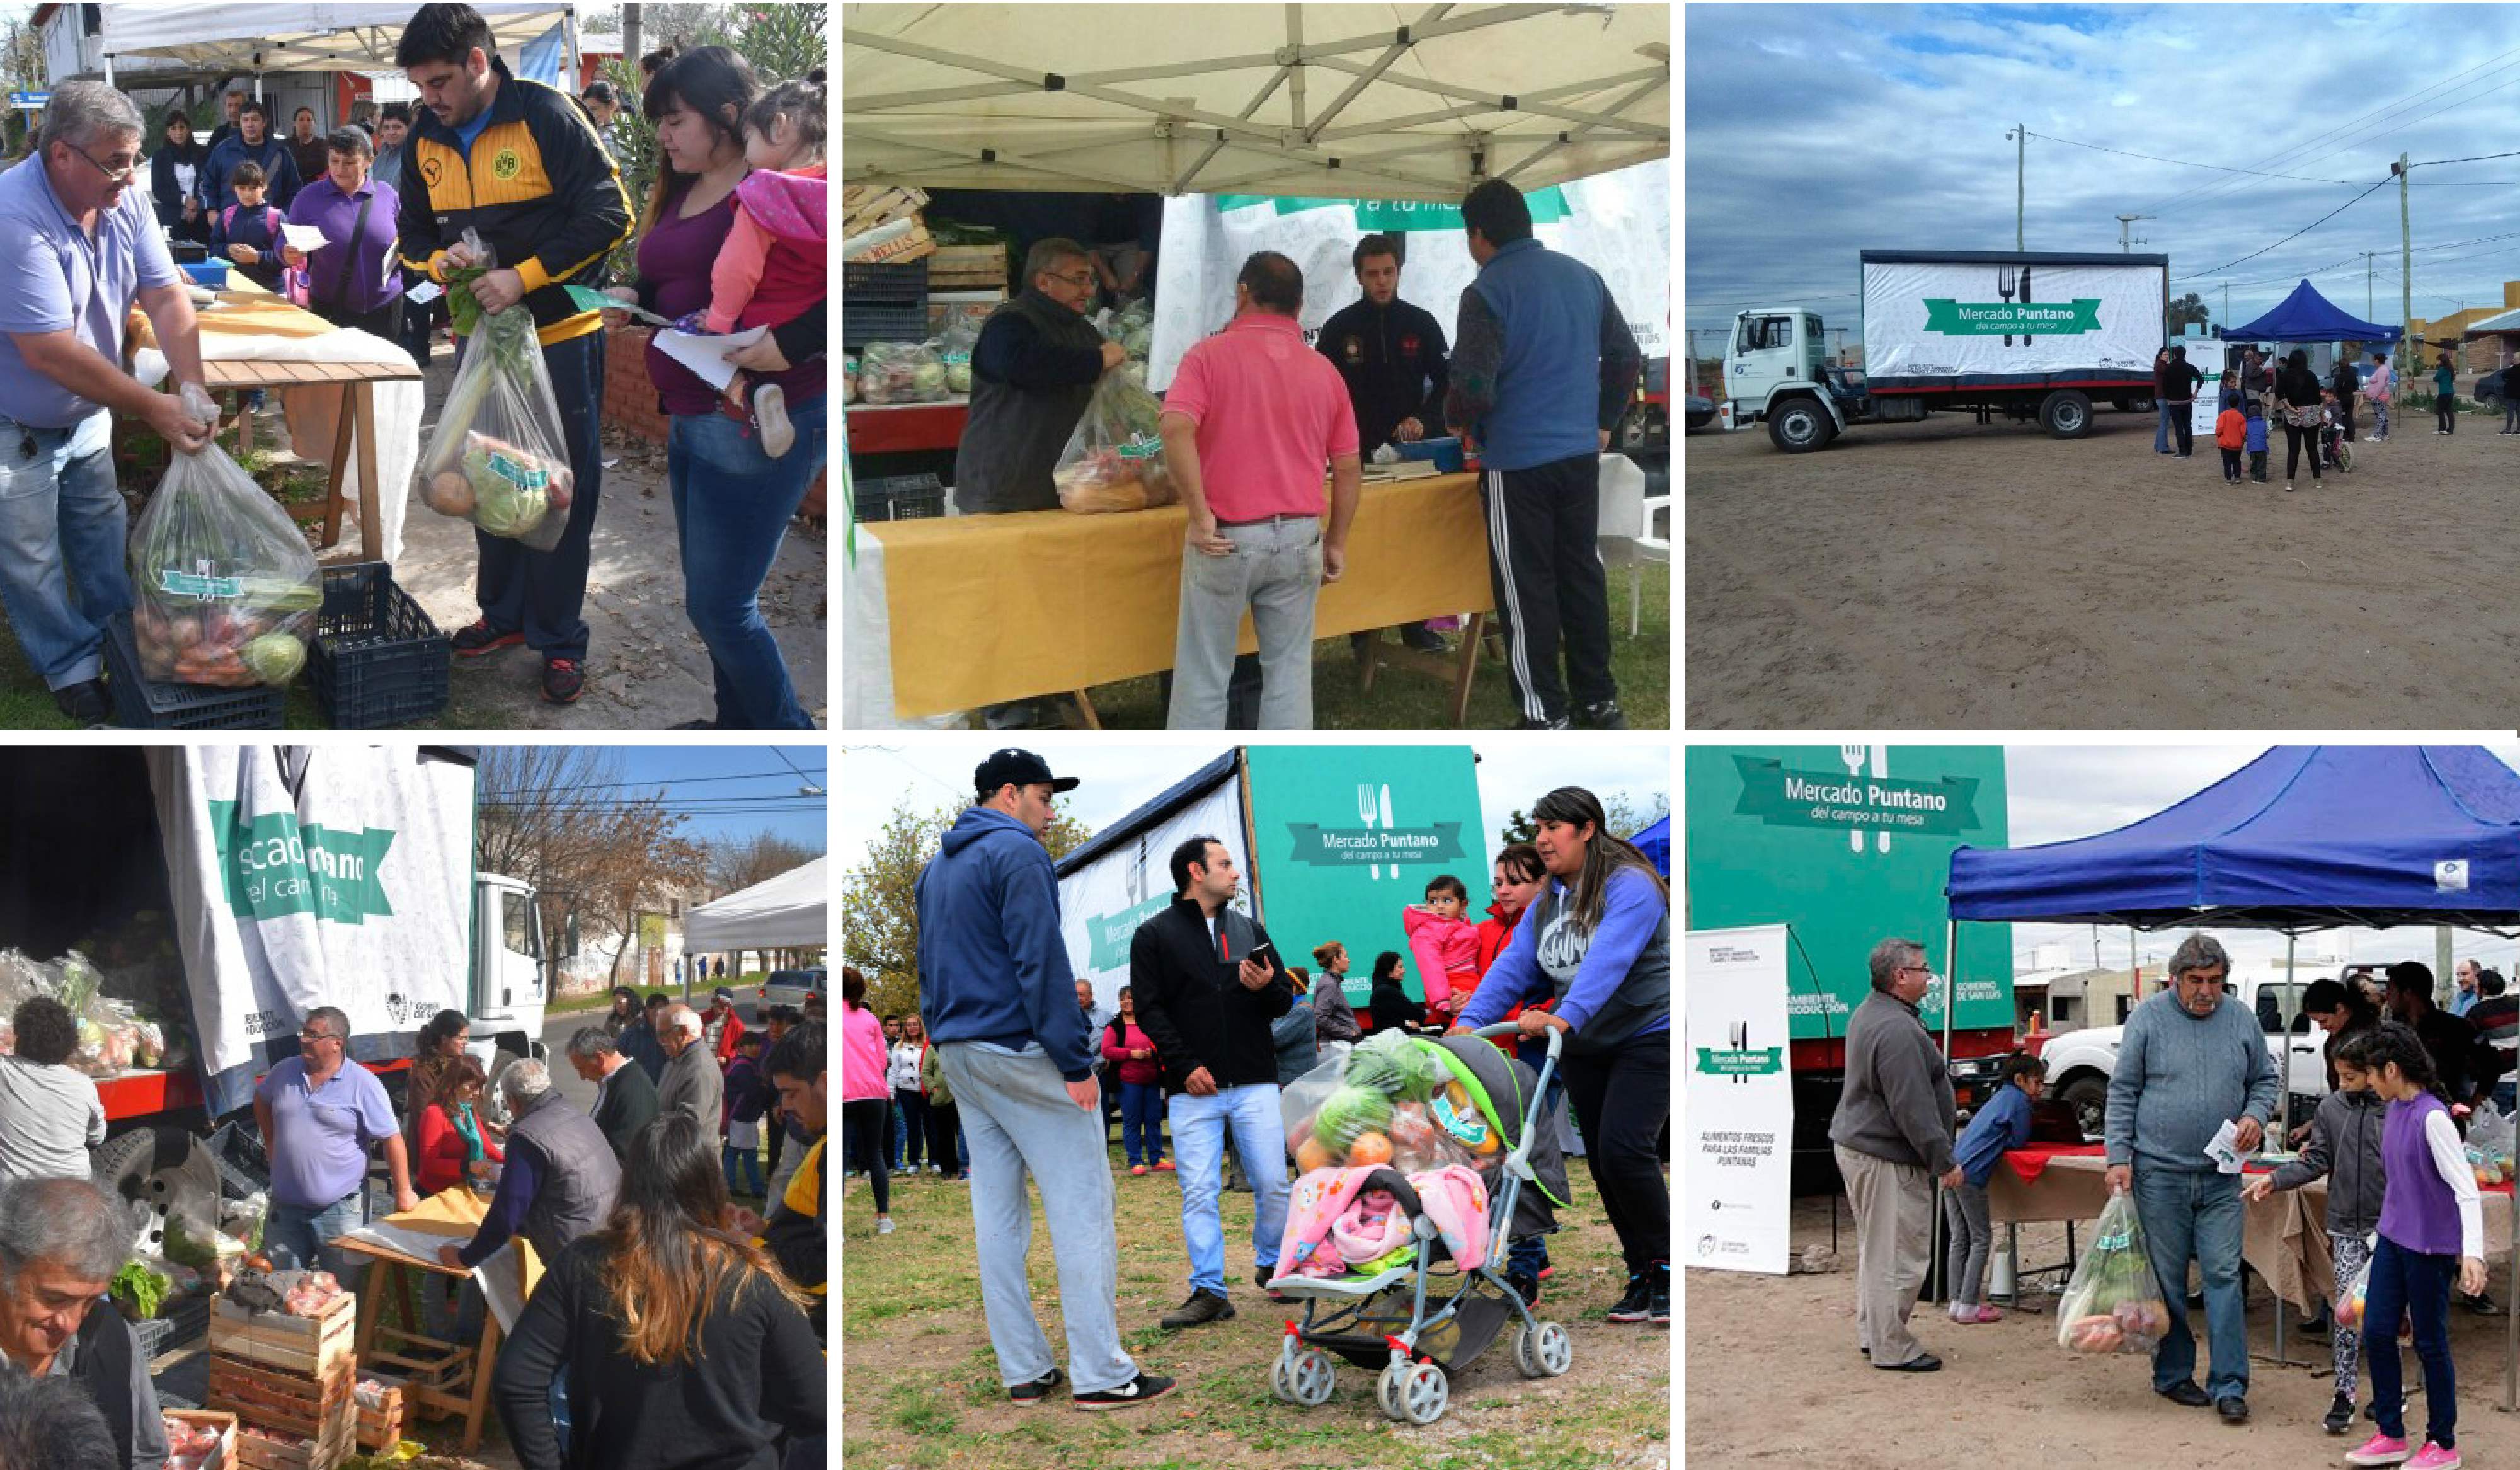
[205,1290,358,1470]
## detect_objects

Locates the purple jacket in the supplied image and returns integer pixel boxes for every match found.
[2379,1091,2463,1257]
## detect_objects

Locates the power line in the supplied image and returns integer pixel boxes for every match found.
[2177,176,2392,280]
[480,767,828,795]
[2411,147,2520,169]
[2023,129,2356,183]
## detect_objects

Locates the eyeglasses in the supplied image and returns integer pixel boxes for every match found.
[1047,271,1096,289]
[62,142,138,183]
[298,1027,343,1043]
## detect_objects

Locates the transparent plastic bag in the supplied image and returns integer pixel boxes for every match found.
[936,320,978,396]
[415,230,574,551]
[2056,1192,2171,1353]
[1051,369,1176,514]
[1281,1033,1480,1176]
[127,387,320,689]
[2471,1101,2514,1169]
[856,340,948,405]
[2335,1243,2372,1328]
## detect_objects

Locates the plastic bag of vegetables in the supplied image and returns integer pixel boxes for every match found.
[857,340,949,405]
[1279,1036,1481,1176]
[1051,367,1177,514]
[413,229,575,551]
[936,320,979,396]
[127,386,321,689]
[2056,1192,2171,1354]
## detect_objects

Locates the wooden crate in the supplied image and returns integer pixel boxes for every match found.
[235,1421,355,1470]
[842,185,927,236]
[363,1324,476,1400]
[207,1352,356,1446]
[927,242,1009,288]
[352,1374,405,1452]
[209,1292,356,1376]
[164,1408,238,1470]
[850,223,935,265]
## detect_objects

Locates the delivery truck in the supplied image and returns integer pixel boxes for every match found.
[1057,746,1491,1019]
[0,747,558,1251]
[1684,745,2020,1191]
[1724,250,2171,452]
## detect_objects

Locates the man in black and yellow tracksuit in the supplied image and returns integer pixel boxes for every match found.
[397,4,631,704]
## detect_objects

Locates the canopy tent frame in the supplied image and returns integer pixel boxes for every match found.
[1941,746,2520,1407]
[94,4,577,88]
[842,2,1669,200]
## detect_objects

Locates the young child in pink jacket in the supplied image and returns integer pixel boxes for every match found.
[1403,875,1482,1023]
[689,71,827,459]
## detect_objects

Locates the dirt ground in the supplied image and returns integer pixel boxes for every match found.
[1683,401,2520,728]
[280,342,827,729]
[1688,1194,2520,1467]
[841,1156,1671,1470]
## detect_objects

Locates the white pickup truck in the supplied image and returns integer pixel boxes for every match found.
[2036,973,2341,1140]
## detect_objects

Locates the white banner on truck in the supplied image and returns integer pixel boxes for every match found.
[1058,778,1253,1007]
[1685,923,1795,1276]
[1150,160,1669,392]
[1863,260,2164,381]
[151,747,474,1115]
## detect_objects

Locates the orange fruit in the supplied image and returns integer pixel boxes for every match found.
[1348,1131,1394,1166]
[1296,1137,1331,1174]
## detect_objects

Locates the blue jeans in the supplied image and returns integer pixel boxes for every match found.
[723,1141,764,1195]
[469,328,604,661]
[2366,1233,2460,1447]
[0,410,130,689]
[265,1191,369,1283]
[2156,399,2175,452]
[667,394,825,729]
[1120,1080,1167,1166]
[2131,1168,2248,1401]
[1167,1082,1289,1294]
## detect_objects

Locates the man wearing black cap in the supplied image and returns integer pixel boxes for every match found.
[915,750,1175,1411]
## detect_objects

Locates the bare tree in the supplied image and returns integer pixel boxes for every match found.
[710,829,820,896]
[476,749,707,991]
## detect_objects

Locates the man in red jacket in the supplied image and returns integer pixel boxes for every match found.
[702,986,747,1064]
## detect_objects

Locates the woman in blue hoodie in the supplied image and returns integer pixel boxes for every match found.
[1453,785,1671,1326]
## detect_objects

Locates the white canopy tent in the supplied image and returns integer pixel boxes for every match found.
[684,856,828,953]
[842,2,1669,201]
[95,3,578,86]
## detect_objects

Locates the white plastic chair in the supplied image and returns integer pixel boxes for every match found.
[1596,454,1669,636]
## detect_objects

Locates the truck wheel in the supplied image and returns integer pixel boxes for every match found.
[2058,1076,2109,1142]
[93,1126,209,1258]
[2121,394,2155,413]
[1767,398,1836,453]
[2041,389,2093,439]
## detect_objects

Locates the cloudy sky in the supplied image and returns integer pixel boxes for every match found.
[2004,743,2520,976]
[838,738,1671,872]
[1685,4,2520,338]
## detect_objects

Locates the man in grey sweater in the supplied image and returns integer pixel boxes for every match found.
[1828,936,1960,1372]
[2103,933,2277,1426]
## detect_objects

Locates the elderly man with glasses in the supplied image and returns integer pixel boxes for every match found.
[1830,936,1963,1373]
[0,79,220,725]
[0,1177,171,1470]
[254,1006,420,1285]
[2104,931,2279,1426]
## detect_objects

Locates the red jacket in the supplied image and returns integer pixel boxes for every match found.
[415,1102,507,1196]
[1099,1019,1164,1087]
[706,1003,747,1064]
[1474,901,1544,1047]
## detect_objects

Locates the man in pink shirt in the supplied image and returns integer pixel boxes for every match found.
[1157,253,1362,729]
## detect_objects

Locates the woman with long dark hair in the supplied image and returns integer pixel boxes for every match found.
[413,1055,505,1196]
[1362,950,1422,1035]
[150,110,210,247]
[490,1111,824,1469]
[610,47,825,729]
[2277,348,2325,492]
[1453,785,1671,1324]
[405,1008,472,1146]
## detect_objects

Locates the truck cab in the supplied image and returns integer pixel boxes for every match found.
[462,871,555,1120]
[1726,309,1852,451]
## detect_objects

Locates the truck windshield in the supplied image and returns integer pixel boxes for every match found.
[1736,315,1793,353]
[502,892,539,960]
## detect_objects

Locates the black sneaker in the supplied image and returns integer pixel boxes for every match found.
[1074,1372,1176,1411]
[1009,1367,1063,1405]
[1255,1266,1292,1304]
[2324,1392,2355,1435]
[541,657,585,704]
[1517,715,1572,731]
[2216,1394,2249,1425]
[1647,1269,1670,1326]
[450,618,525,658]
[2465,1290,2503,1316]
[2159,1381,2211,1408]
[1606,1272,1654,1322]
[1575,699,1629,730]
[1160,1288,1235,1329]
[52,679,109,726]
[1400,622,1449,653]
[1506,1271,1542,1308]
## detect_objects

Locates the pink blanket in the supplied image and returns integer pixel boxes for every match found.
[1271,1164,1492,1284]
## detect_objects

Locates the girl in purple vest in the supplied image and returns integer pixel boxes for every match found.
[2338,1023,2486,1470]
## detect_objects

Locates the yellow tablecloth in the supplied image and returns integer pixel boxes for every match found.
[865,472,1493,716]
[370,1185,545,1302]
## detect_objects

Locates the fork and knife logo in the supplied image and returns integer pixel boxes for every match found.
[1840,745,1891,855]
[1996,266,2036,347]
[1357,783,1395,878]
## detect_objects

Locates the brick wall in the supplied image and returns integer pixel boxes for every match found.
[604,324,826,519]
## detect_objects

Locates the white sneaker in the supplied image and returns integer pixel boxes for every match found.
[878,1216,896,1236]
[754,382,795,459]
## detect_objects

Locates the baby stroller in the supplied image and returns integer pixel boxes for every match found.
[2320,405,2354,473]
[1265,1023,1574,1425]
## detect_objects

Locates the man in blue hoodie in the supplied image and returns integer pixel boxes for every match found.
[196,98,301,215]
[915,749,1176,1413]
[1443,179,1642,732]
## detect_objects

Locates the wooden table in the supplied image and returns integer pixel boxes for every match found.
[335,1236,505,1454]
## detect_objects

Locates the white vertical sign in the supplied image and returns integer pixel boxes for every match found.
[2186,339,2230,439]
[1685,923,1796,1275]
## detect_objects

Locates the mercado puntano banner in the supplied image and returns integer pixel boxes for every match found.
[1685,923,1794,1275]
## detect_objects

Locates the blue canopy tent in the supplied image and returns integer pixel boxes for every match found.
[1944,745,2520,1389]
[2218,279,2405,347]
[1629,815,1670,877]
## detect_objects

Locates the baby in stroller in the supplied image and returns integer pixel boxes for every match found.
[1263,1026,1576,1425]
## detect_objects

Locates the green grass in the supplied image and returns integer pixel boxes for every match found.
[840,1134,1670,1469]
[1077,563,1668,730]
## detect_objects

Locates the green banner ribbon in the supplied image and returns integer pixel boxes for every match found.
[157,569,244,601]
[208,801,398,925]
[1283,822,1467,867]
[1921,297,2104,335]
[1695,1046,1786,1077]
[1729,756,1983,835]
[1085,892,1174,972]
[1213,188,1571,230]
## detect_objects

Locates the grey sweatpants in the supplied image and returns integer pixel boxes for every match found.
[1940,1179,1993,1310]
[937,1041,1138,1395]
[1838,1143,1935,1367]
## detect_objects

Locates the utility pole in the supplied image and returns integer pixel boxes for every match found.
[2007,125,2024,250]
[2223,281,2229,330]
[2116,213,2154,254]
[2366,250,2377,322]
[2398,152,2414,379]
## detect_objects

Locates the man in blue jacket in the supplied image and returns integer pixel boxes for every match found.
[916,749,1176,1413]
[197,98,301,214]
[1443,180,1642,731]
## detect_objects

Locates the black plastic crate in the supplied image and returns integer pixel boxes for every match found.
[856,473,945,523]
[310,562,449,728]
[842,301,931,352]
[102,614,285,730]
[842,259,929,300]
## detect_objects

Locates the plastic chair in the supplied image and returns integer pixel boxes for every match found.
[1595,454,1669,636]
